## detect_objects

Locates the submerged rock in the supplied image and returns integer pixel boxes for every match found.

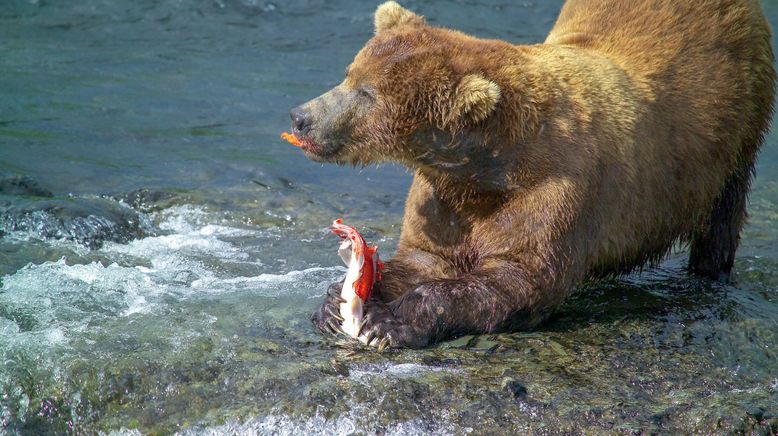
[0,175,53,198]
[0,196,152,249]
[113,188,183,213]
[502,377,528,400]
[0,176,183,249]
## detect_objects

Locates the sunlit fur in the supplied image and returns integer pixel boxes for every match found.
[306,0,776,346]
[373,1,424,34]
[447,74,501,127]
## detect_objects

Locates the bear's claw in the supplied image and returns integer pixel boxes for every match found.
[311,281,346,335]
[359,298,427,349]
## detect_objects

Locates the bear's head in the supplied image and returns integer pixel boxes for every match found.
[289,1,531,177]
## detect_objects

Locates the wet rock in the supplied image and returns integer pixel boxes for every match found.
[323,359,349,377]
[0,175,53,198]
[0,196,152,249]
[501,377,528,400]
[113,188,181,213]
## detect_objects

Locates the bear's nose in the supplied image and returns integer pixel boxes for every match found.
[290,107,312,136]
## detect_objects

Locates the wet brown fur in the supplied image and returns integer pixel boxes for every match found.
[305,0,776,347]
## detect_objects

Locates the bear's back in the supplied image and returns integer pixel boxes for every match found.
[544,0,774,178]
[546,0,772,85]
[542,0,776,274]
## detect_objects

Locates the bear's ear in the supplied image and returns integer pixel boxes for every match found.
[446,74,501,127]
[374,1,424,33]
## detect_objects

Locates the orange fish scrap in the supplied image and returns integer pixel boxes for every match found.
[280,132,302,147]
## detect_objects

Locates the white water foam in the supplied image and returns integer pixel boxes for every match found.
[214,266,346,297]
[0,258,156,331]
[100,205,342,297]
[171,406,469,436]
[0,203,350,430]
[0,204,341,347]
[348,362,459,385]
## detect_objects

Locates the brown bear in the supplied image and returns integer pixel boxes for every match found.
[292,0,776,348]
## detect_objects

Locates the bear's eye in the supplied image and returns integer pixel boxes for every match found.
[357,86,375,100]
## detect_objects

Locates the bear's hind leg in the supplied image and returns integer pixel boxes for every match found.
[688,164,753,283]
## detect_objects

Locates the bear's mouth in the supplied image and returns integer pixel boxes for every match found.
[295,134,344,163]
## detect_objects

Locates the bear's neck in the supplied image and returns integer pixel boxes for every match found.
[416,168,510,213]
[415,48,546,210]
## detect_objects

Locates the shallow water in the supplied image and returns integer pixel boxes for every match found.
[1,0,777,433]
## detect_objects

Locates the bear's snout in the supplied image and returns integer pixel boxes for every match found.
[289,106,312,137]
[287,85,365,163]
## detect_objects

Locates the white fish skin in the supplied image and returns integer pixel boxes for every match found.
[337,239,370,344]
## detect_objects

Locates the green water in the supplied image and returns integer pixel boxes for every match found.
[0,0,777,433]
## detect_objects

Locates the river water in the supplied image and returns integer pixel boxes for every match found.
[1,0,777,433]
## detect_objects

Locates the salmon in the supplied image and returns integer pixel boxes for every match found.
[331,219,383,343]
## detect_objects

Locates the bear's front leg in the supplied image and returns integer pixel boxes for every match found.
[360,261,551,348]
